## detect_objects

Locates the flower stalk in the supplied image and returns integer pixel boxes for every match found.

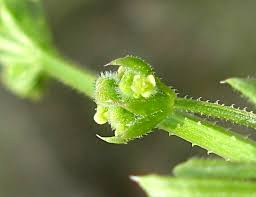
[41,52,96,98]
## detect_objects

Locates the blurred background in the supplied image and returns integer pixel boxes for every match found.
[0,0,256,196]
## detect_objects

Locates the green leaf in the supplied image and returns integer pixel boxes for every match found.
[106,55,153,75]
[159,112,256,162]
[131,175,256,197]
[175,98,256,129]
[0,0,53,49]
[174,159,256,180]
[0,0,53,99]
[2,63,46,99]
[223,78,256,106]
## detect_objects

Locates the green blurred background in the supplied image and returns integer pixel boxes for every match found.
[0,0,255,196]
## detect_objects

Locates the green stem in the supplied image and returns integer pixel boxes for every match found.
[41,52,96,98]
[158,112,256,162]
[175,98,256,129]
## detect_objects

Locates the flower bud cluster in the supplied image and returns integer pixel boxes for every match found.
[94,56,176,144]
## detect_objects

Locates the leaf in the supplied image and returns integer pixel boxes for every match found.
[159,112,256,162]
[174,159,256,180]
[2,63,46,99]
[0,0,53,49]
[0,0,54,99]
[175,98,256,129]
[131,175,256,197]
[223,78,256,106]
[106,55,153,75]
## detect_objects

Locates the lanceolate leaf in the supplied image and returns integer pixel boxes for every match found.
[158,112,256,162]
[175,98,256,129]
[223,78,256,106]
[174,159,256,180]
[131,175,256,197]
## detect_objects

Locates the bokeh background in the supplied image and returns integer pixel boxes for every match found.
[0,0,256,196]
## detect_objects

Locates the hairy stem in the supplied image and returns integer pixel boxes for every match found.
[42,52,96,98]
[158,112,256,162]
[175,98,256,129]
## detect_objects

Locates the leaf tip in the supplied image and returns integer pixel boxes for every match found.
[130,175,140,182]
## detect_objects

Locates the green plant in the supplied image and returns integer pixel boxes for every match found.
[132,79,256,196]
[1,0,256,196]
[0,0,96,99]
[132,159,256,196]
[93,56,256,162]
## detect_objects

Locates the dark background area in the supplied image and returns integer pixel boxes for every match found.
[0,0,255,196]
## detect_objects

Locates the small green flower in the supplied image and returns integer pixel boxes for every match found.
[94,56,176,144]
[131,74,157,98]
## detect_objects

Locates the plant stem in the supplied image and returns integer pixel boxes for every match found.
[175,98,256,129]
[42,52,96,98]
[158,112,256,162]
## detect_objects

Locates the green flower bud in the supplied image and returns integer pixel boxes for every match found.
[94,73,120,105]
[94,105,108,125]
[94,56,176,144]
